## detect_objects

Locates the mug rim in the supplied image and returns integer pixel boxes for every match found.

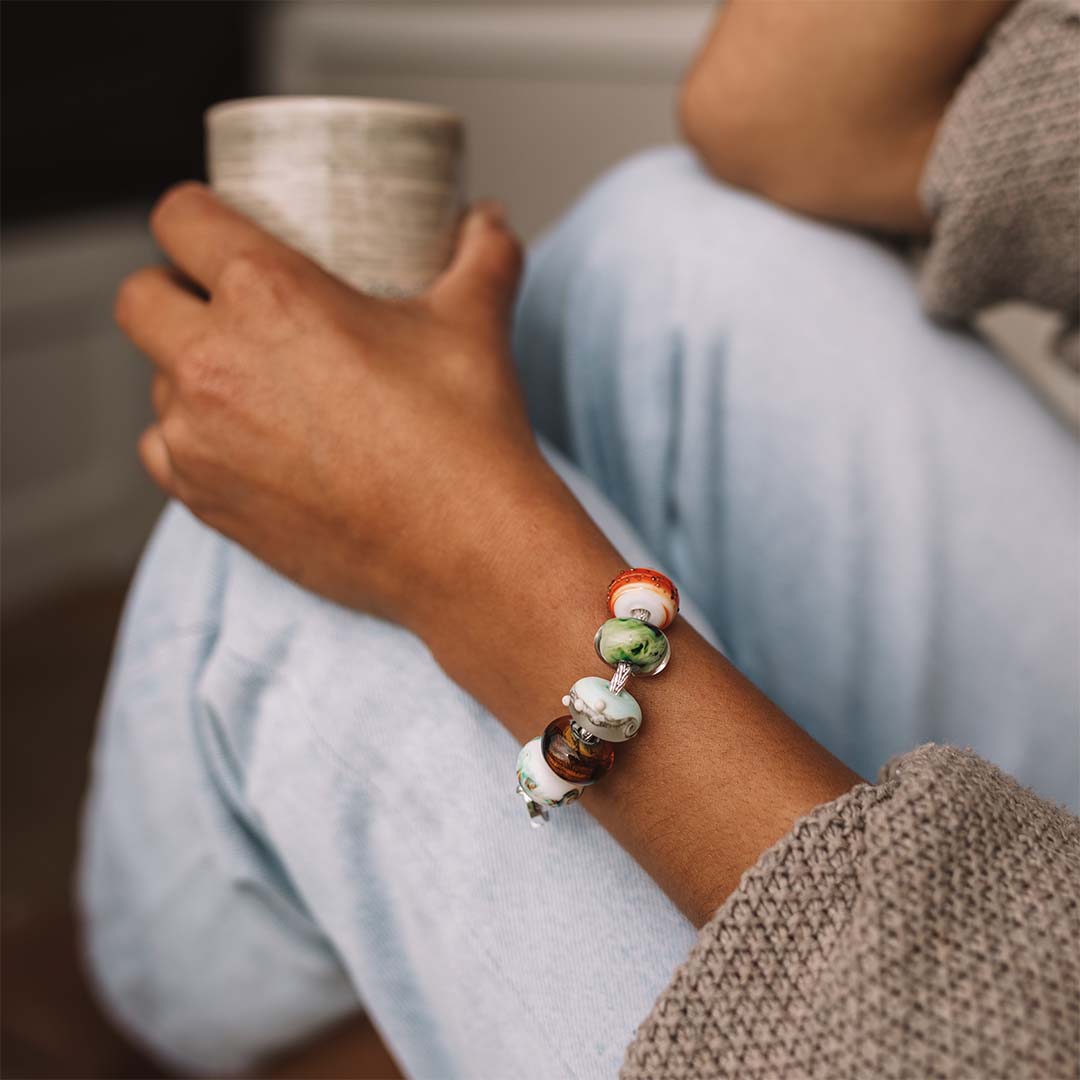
[206,95,463,127]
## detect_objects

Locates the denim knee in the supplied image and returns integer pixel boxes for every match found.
[515,144,927,386]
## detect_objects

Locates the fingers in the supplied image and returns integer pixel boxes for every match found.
[428,202,523,329]
[137,424,177,496]
[148,181,300,294]
[115,265,208,369]
[151,373,173,418]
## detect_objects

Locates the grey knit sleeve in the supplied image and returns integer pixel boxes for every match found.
[621,746,1080,1079]
[916,0,1080,327]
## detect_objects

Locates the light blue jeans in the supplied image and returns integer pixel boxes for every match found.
[80,148,1080,1079]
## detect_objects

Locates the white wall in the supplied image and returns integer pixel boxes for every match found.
[2,212,165,612]
[260,2,714,240]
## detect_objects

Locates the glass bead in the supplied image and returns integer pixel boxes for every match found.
[562,675,643,742]
[516,737,583,807]
[542,716,614,784]
[607,568,680,630]
[594,617,670,676]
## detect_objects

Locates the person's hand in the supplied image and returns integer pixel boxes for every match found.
[115,182,549,626]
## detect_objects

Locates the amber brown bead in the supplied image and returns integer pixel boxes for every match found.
[541,716,615,785]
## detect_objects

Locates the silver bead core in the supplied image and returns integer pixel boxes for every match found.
[516,784,549,827]
[570,720,600,745]
[608,661,633,696]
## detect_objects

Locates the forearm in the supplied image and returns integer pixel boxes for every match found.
[406,459,861,928]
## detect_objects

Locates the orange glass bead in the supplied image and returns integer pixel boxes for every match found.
[541,716,615,785]
[607,568,680,630]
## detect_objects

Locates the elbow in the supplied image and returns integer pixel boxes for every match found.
[676,62,706,156]
[678,64,730,180]
[678,64,933,234]
[677,64,783,203]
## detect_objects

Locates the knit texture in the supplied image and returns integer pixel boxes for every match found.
[915,0,1080,433]
[917,0,1080,327]
[622,746,1080,1079]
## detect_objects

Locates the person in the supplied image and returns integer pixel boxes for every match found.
[80,2,1079,1077]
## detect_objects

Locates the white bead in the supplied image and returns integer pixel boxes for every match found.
[611,585,673,628]
[561,676,643,743]
[516,737,583,807]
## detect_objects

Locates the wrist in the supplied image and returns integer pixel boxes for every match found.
[393,455,861,927]
[406,457,627,736]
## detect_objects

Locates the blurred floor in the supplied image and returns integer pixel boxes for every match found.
[1,579,401,1080]
[0,581,155,1080]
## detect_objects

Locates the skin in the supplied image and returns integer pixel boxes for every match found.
[680,0,1014,233]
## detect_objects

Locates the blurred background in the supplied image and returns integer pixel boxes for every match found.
[5,1,1067,1076]
[1,1,713,1075]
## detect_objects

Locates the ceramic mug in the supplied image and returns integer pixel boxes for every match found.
[204,96,465,297]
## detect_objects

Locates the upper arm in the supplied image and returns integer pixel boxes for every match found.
[679,1,1013,233]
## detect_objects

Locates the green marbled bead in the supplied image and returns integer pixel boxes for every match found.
[594,617,670,675]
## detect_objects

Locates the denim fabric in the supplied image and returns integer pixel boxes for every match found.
[80,147,1079,1078]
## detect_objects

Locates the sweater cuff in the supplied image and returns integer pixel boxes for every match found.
[621,745,1080,1079]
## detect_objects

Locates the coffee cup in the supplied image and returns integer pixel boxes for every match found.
[205,96,464,297]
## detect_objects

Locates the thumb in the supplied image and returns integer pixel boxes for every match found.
[428,202,523,330]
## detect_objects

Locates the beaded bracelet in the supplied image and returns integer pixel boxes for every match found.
[515,568,680,826]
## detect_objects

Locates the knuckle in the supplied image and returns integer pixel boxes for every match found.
[218,249,295,306]
[472,212,523,278]
[113,268,153,329]
[488,234,524,296]
[158,414,192,462]
[137,432,172,493]
[150,180,209,233]
[150,376,170,417]
[174,335,230,403]
[159,420,214,489]
[495,227,524,275]
[135,428,160,473]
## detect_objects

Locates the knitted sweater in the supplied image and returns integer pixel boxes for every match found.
[916,0,1080,430]
[622,746,1080,1078]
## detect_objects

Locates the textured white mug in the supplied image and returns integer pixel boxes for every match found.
[204,96,465,297]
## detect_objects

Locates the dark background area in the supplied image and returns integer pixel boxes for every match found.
[2,0,257,225]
